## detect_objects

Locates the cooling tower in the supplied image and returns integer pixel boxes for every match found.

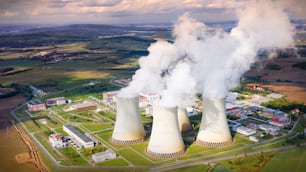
[196,97,232,147]
[178,107,193,133]
[147,105,185,158]
[111,96,146,144]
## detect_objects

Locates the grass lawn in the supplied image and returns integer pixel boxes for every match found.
[59,147,88,166]
[33,132,67,163]
[96,158,129,166]
[179,139,251,160]
[212,166,234,172]
[54,128,69,136]
[262,146,306,172]
[215,152,275,172]
[117,148,154,166]
[82,123,112,132]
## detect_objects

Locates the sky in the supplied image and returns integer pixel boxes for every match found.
[0,0,306,25]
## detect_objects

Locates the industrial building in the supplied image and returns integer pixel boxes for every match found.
[102,91,119,104]
[92,150,117,163]
[27,100,46,111]
[46,97,68,106]
[111,96,146,144]
[63,125,94,148]
[49,133,65,148]
[69,101,96,111]
[236,126,256,136]
[197,98,232,147]
[259,124,280,136]
[147,105,185,158]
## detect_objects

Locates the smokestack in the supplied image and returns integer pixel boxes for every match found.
[147,105,185,158]
[177,107,193,133]
[111,96,146,144]
[196,97,232,147]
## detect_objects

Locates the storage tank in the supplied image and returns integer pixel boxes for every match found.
[196,97,232,147]
[177,107,193,133]
[147,105,185,158]
[111,96,146,144]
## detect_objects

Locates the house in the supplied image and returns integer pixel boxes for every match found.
[27,100,46,111]
[92,150,117,162]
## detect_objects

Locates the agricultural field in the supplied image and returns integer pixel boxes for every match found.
[262,147,306,172]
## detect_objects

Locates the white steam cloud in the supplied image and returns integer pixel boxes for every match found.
[118,0,295,107]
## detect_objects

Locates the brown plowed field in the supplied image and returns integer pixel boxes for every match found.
[0,95,47,172]
[245,57,306,104]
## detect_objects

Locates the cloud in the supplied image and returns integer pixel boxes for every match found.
[0,0,305,24]
[81,0,122,7]
[48,0,77,8]
[1,11,18,17]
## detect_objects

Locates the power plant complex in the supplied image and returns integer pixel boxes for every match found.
[111,95,232,158]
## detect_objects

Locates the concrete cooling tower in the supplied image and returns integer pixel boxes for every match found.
[147,105,185,158]
[111,96,146,144]
[196,97,232,147]
[178,107,193,133]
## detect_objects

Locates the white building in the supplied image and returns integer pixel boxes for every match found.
[259,124,280,136]
[49,133,64,148]
[249,136,259,142]
[139,93,160,106]
[92,150,117,163]
[46,97,67,106]
[63,125,94,148]
[236,126,256,136]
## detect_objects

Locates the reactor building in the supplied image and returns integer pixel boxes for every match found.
[147,105,185,158]
[111,96,146,144]
[196,97,232,147]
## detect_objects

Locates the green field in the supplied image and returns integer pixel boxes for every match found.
[96,158,129,166]
[215,152,275,172]
[262,146,306,172]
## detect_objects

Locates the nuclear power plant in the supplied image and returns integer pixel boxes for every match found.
[196,97,232,147]
[147,105,185,158]
[111,96,146,144]
[177,107,193,133]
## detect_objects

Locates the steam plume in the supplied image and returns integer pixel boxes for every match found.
[118,0,295,106]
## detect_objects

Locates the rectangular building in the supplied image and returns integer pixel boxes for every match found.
[49,133,64,148]
[102,91,119,103]
[27,100,46,111]
[92,150,117,162]
[69,101,96,111]
[63,125,94,148]
[46,97,67,106]
[236,126,256,136]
